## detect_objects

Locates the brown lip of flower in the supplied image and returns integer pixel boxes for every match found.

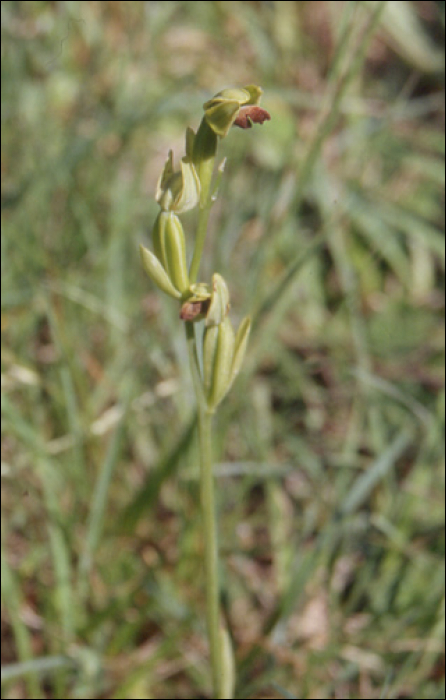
[233,105,271,130]
[180,298,211,321]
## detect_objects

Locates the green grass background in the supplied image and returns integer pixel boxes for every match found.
[1,2,445,698]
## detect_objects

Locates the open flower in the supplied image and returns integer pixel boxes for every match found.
[203,85,271,138]
[179,273,230,325]
[179,282,212,322]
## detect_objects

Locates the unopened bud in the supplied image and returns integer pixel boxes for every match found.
[203,316,235,411]
[156,148,200,214]
[206,273,230,327]
[164,213,189,295]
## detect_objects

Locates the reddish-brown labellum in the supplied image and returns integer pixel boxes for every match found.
[233,105,271,130]
[180,299,211,321]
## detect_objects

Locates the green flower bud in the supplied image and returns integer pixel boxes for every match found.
[203,314,251,411]
[156,148,200,214]
[163,212,189,294]
[203,84,270,138]
[145,212,190,296]
[139,244,181,299]
[203,315,235,411]
[206,273,230,327]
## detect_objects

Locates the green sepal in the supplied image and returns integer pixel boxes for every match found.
[139,244,181,299]
[204,99,241,138]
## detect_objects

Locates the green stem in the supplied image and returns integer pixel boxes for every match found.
[198,406,225,698]
[185,322,226,698]
[189,118,218,284]
[189,198,213,284]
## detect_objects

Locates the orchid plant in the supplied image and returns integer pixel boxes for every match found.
[140,86,270,699]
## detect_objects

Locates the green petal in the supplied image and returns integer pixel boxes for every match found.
[139,244,181,299]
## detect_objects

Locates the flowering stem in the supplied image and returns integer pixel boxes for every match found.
[185,322,226,698]
[198,407,225,698]
[189,197,213,284]
[142,85,269,699]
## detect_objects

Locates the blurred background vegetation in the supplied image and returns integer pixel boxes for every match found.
[1,2,445,698]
